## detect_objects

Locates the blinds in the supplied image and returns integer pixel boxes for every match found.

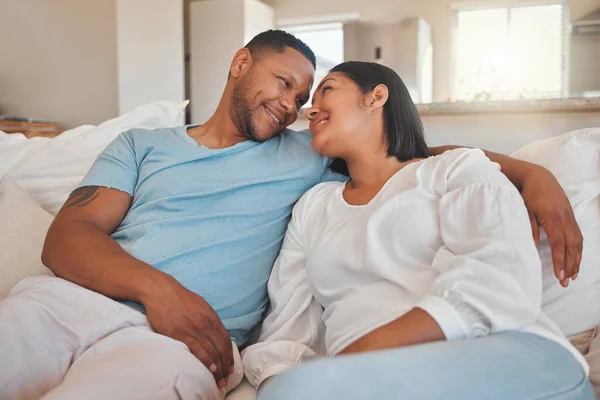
[454,4,564,101]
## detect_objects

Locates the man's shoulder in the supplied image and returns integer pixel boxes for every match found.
[116,126,181,149]
[279,128,314,147]
[121,126,180,138]
[276,128,325,161]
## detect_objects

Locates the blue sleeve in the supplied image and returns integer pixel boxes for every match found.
[77,131,139,195]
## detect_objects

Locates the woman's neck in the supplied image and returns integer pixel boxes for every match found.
[345,150,410,191]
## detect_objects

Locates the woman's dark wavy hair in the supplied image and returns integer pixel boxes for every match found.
[328,61,429,176]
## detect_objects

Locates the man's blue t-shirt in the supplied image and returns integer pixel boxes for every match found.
[78,125,345,345]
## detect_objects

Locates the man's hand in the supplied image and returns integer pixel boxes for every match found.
[521,166,583,287]
[143,277,234,388]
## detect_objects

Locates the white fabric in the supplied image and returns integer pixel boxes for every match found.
[511,128,600,337]
[0,275,244,400]
[242,148,588,388]
[0,176,54,299]
[0,100,189,215]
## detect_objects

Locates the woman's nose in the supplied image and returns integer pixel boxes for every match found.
[305,107,318,120]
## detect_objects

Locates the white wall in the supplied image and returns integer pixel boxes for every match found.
[569,34,600,97]
[116,0,185,115]
[189,0,245,124]
[0,0,119,128]
[569,0,600,19]
[244,0,275,44]
[189,0,274,124]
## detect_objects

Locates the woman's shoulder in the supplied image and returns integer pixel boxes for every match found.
[292,181,343,220]
[297,181,343,208]
[429,147,491,169]
[419,148,513,194]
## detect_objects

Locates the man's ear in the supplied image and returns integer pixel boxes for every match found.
[230,48,252,79]
[366,84,389,112]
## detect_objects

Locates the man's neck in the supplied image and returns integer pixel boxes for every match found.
[186,96,248,149]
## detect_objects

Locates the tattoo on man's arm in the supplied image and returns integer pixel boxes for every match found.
[64,186,101,209]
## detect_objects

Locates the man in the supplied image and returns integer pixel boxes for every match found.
[0,30,582,399]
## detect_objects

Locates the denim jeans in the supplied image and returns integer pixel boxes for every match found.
[259,331,594,400]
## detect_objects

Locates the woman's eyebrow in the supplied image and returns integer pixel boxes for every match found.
[315,78,335,93]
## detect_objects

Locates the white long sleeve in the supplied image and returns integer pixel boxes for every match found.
[416,150,543,340]
[243,148,587,383]
[241,195,324,388]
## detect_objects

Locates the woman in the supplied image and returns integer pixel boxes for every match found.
[241,62,593,399]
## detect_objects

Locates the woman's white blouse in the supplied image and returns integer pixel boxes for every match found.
[241,148,588,387]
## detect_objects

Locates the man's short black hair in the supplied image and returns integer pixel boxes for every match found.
[245,29,316,69]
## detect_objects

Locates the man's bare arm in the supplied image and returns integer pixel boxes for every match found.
[42,186,168,302]
[42,187,234,387]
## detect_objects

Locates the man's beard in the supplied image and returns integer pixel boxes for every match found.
[231,78,263,142]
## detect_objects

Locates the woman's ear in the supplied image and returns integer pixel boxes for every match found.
[364,84,389,113]
[229,48,252,79]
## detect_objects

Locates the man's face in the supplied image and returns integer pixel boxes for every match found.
[231,47,314,142]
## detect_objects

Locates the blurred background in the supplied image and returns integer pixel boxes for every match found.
[1,0,599,151]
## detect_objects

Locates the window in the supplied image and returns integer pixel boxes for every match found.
[453,4,564,101]
[281,23,344,103]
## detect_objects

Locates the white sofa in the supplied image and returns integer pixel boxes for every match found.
[1,101,598,400]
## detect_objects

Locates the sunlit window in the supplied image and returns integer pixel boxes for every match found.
[281,23,344,104]
[454,4,564,101]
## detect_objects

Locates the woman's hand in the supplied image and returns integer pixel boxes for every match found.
[521,166,583,287]
[338,308,445,355]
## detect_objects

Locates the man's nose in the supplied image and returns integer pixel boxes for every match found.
[280,94,296,114]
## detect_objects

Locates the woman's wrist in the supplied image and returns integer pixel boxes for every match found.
[339,308,445,355]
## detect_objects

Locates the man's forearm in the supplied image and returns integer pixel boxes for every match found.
[42,218,174,305]
[429,145,540,190]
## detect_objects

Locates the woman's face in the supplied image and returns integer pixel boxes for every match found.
[305,72,379,159]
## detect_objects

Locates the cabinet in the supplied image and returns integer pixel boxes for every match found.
[344,18,433,104]
[189,0,274,124]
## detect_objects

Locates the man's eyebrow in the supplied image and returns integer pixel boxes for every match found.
[278,70,299,87]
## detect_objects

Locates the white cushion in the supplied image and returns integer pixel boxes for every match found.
[0,176,54,299]
[511,128,600,336]
[0,100,189,215]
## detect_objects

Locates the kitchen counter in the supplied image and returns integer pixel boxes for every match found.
[416,97,600,116]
